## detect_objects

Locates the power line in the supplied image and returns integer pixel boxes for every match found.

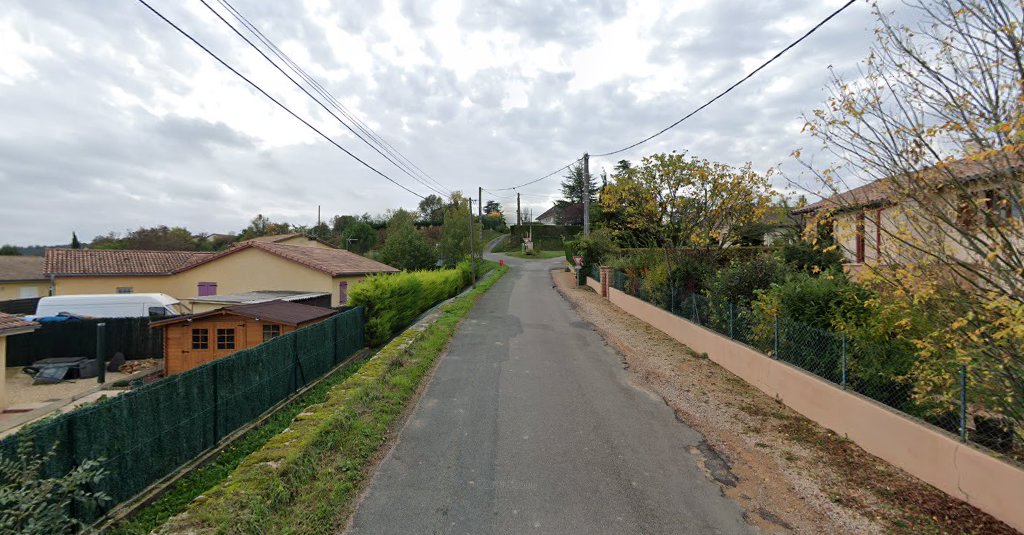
[213,0,451,197]
[592,0,857,157]
[200,0,450,197]
[486,0,856,190]
[133,0,427,199]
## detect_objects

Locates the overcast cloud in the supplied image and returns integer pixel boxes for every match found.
[0,0,883,245]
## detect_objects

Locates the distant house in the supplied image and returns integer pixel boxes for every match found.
[536,205,562,226]
[44,234,399,307]
[151,300,337,374]
[0,256,48,301]
[0,313,40,409]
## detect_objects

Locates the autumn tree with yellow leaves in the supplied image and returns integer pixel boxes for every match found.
[796,0,1024,431]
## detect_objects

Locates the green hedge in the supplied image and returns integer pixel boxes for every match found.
[349,260,493,346]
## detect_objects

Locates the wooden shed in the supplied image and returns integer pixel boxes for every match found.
[151,300,337,375]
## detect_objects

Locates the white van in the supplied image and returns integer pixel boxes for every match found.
[34,293,182,319]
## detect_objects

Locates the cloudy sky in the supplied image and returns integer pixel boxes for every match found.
[1,0,885,245]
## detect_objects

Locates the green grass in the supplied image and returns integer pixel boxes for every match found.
[158,265,508,534]
[504,249,565,259]
[108,357,368,535]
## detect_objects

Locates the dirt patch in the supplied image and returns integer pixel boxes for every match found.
[552,270,1017,535]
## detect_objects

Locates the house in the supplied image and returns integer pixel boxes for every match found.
[0,313,40,409]
[151,300,337,374]
[0,256,49,301]
[185,290,331,314]
[792,153,1024,275]
[44,235,399,307]
[536,205,562,226]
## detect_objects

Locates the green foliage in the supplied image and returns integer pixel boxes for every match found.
[779,239,843,274]
[417,194,446,225]
[563,228,618,274]
[379,209,436,271]
[753,272,857,330]
[90,226,200,251]
[349,260,491,346]
[341,221,376,254]
[440,198,475,266]
[706,255,787,306]
[560,162,598,205]
[0,245,20,256]
[70,232,81,249]
[0,437,110,534]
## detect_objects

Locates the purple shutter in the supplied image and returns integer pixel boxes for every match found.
[198,282,217,296]
[339,281,348,304]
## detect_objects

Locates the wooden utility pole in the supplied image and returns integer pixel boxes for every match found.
[478,186,484,242]
[583,153,590,236]
[468,197,477,288]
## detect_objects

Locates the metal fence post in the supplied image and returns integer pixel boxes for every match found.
[841,334,847,389]
[773,314,779,359]
[728,303,734,339]
[959,365,968,442]
[96,322,106,384]
[670,287,677,314]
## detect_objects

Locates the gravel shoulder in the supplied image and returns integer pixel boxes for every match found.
[552,269,1016,535]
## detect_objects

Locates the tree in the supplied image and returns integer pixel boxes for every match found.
[331,215,357,235]
[601,151,774,259]
[121,226,196,250]
[0,245,20,256]
[484,200,502,215]
[613,160,632,175]
[417,194,446,225]
[440,193,476,265]
[239,214,290,240]
[341,221,377,254]
[560,162,598,205]
[797,0,1024,424]
[379,209,436,271]
[70,232,81,249]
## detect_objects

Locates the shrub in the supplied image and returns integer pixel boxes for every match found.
[0,437,110,534]
[778,238,843,274]
[564,228,618,273]
[706,254,788,306]
[349,260,490,346]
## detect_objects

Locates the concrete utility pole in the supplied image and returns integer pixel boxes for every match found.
[478,186,484,242]
[516,191,522,237]
[468,197,477,288]
[583,153,591,236]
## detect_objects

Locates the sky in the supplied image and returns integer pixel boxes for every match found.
[0,0,885,245]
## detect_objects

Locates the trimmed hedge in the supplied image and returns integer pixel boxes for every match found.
[349,260,493,346]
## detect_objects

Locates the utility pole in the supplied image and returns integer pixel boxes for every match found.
[468,197,477,288]
[516,192,522,241]
[583,153,590,236]
[478,186,484,242]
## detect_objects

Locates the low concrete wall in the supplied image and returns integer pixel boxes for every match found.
[603,283,1024,532]
[586,275,602,293]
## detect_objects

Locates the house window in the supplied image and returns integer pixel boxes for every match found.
[216,328,235,350]
[855,212,866,263]
[116,287,133,294]
[263,324,281,342]
[197,282,218,296]
[191,328,209,350]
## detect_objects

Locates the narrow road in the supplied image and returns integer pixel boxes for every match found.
[347,254,753,534]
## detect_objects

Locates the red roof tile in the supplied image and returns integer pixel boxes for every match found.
[0,312,40,335]
[45,249,213,276]
[0,256,46,281]
[179,241,399,277]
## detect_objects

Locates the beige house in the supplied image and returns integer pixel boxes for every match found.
[0,313,40,410]
[44,235,398,308]
[792,155,1023,276]
[0,256,49,301]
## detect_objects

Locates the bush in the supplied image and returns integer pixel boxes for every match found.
[778,238,843,274]
[563,228,618,273]
[706,254,787,306]
[349,260,491,346]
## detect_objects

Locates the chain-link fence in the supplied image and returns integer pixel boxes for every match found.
[0,306,365,523]
[600,270,1021,463]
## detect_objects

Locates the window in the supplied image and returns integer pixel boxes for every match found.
[216,328,235,350]
[148,306,169,319]
[197,282,217,297]
[855,212,866,263]
[191,328,209,350]
[263,324,281,342]
[116,287,133,294]
[339,281,349,304]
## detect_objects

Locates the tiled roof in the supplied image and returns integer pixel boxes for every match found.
[0,312,40,335]
[45,249,214,276]
[248,233,303,243]
[793,153,1024,215]
[181,241,399,277]
[0,256,46,281]
[537,205,562,221]
[152,299,336,327]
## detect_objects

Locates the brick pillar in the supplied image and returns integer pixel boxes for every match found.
[599,266,611,298]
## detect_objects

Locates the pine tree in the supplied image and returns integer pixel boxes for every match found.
[70,232,81,249]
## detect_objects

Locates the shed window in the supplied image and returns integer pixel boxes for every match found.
[116,287,133,294]
[191,328,209,350]
[216,328,235,350]
[263,324,281,342]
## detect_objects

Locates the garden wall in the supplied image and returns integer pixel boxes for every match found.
[603,283,1024,532]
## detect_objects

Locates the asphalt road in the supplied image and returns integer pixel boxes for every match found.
[347,254,753,535]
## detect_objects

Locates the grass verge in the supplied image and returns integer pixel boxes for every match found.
[158,265,508,534]
[504,250,564,259]
[107,357,368,535]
